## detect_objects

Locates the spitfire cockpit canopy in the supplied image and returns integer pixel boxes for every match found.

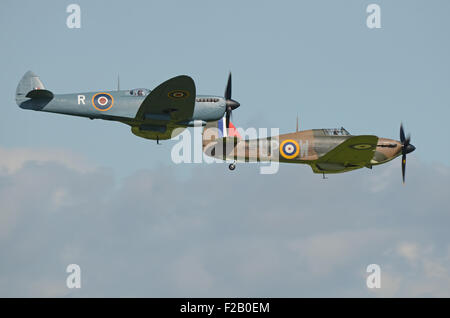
[129,88,150,96]
[321,127,351,136]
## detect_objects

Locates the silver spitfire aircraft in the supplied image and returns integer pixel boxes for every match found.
[15,71,240,143]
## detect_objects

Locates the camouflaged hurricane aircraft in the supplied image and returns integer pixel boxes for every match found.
[15,71,240,143]
[202,116,416,183]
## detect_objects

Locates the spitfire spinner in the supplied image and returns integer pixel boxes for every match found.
[15,71,240,143]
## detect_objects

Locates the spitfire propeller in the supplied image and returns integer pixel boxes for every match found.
[400,124,416,183]
[224,73,240,130]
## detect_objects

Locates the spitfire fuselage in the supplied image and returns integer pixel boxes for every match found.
[16,71,234,141]
[19,90,226,126]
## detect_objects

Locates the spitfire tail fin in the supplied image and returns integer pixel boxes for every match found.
[16,71,54,107]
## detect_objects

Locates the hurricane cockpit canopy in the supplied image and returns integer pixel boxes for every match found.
[129,88,150,96]
[321,127,351,136]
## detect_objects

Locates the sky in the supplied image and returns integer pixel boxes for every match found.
[0,0,449,297]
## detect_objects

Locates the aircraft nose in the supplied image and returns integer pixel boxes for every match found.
[405,144,416,154]
[226,98,240,110]
[407,144,416,154]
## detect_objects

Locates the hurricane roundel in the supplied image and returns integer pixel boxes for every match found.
[280,139,300,159]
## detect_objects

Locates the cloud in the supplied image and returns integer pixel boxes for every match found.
[397,242,420,263]
[0,147,449,297]
[0,146,93,174]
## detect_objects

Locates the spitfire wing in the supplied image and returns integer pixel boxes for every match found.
[135,75,196,122]
[316,135,378,166]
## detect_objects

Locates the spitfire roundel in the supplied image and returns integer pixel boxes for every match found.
[168,90,189,100]
[92,92,114,111]
[280,139,300,159]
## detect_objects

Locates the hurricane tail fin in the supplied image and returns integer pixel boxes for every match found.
[218,117,241,139]
[202,116,241,142]
[202,115,242,157]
